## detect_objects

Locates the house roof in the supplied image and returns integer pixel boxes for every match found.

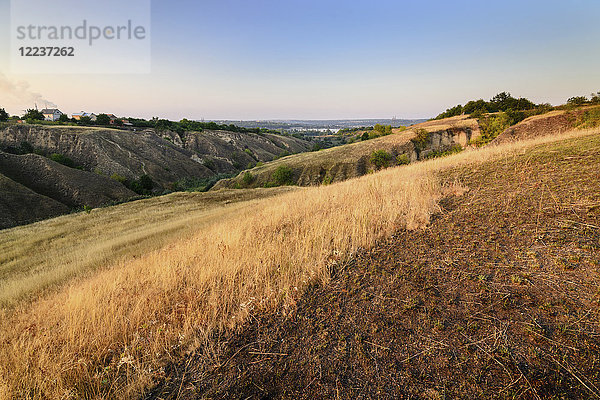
[41,109,62,114]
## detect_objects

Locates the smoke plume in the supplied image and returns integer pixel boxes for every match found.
[0,73,58,111]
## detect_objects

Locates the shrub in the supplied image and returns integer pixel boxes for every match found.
[370,150,392,170]
[49,153,75,168]
[396,154,410,165]
[202,158,215,170]
[244,148,257,160]
[19,141,34,154]
[361,132,369,141]
[576,107,600,129]
[0,108,8,122]
[255,161,265,168]
[277,150,291,159]
[425,144,464,159]
[129,175,154,195]
[472,113,511,146]
[272,165,294,186]
[411,128,430,152]
[110,173,127,184]
[242,171,255,185]
[22,109,45,121]
[567,96,588,106]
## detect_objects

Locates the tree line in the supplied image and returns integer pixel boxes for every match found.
[0,108,281,135]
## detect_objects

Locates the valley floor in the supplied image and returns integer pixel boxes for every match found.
[148,134,600,399]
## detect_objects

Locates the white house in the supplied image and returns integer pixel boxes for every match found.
[41,109,63,121]
[72,112,97,122]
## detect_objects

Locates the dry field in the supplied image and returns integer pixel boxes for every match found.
[0,187,294,307]
[0,127,597,399]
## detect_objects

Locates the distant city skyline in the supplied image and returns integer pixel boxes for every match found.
[1,0,599,120]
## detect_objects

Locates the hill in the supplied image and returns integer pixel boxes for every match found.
[0,123,310,228]
[0,124,311,189]
[0,172,70,229]
[212,115,480,189]
[0,150,136,205]
[150,130,600,399]
[0,186,296,306]
[493,106,600,144]
[1,124,597,399]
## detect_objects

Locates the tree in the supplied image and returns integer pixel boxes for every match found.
[49,153,75,168]
[22,109,45,121]
[78,116,92,125]
[0,108,9,121]
[272,165,294,186]
[567,96,588,106]
[370,150,392,170]
[242,172,255,185]
[155,119,172,132]
[96,113,111,125]
[58,113,69,123]
[361,131,369,141]
[463,99,489,114]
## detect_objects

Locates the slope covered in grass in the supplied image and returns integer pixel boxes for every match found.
[0,187,294,307]
[212,116,480,189]
[150,131,600,399]
[0,128,597,399]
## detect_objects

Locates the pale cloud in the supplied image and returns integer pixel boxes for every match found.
[0,73,57,113]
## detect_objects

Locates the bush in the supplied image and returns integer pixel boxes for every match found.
[272,165,294,186]
[242,171,255,185]
[22,109,45,121]
[244,148,257,160]
[472,113,511,146]
[370,150,392,170]
[49,153,75,168]
[20,141,34,154]
[425,144,464,159]
[110,173,127,184]
[567,96,588,106]
[576,107,600,129]
[202,158,216,170]
[129,175,154,195]
[0,108,8,122]
[396,154,410,165]
[411,128,430,152]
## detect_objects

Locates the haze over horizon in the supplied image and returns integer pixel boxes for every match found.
[1,0,599,120]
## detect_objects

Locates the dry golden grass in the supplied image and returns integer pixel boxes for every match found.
[0,187,294,307]
[0,127,597,399]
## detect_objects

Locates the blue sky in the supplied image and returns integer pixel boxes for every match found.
[1,0,599,119]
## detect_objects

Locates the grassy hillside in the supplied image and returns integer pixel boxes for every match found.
[0,124,596,398]
[155,129,600,399]
[494,106,600,144]
[0,187,295,307]
[213,116,480,189]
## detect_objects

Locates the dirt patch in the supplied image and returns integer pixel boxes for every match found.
[493,110,585,144]
[147,135,600,399]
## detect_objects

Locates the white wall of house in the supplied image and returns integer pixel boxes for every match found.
[43,110,63,121]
